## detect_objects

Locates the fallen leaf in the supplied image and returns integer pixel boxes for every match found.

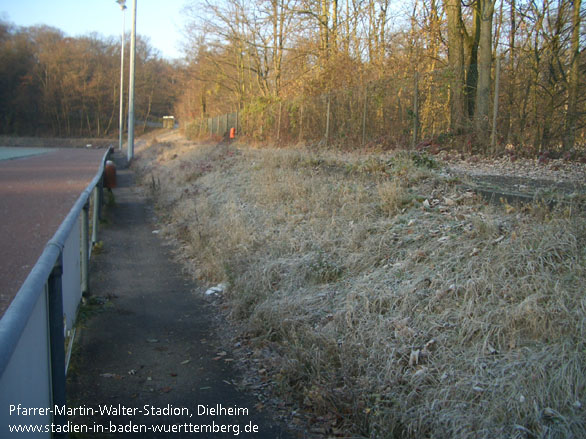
[493,235,505,244]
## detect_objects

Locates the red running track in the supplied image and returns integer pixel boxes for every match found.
[0,148,107,318]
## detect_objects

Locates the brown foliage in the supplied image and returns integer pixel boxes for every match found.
[0,20,177,137]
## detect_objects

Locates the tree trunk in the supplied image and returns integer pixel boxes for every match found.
[344,0,350,55]
[143,93,153,133]
[563,0,581,151]
[475,0,495,148]
[320,0,329,64]
[505,0,516,144]
[445,0,466,132]
[465,2,480,119]
[332,0,338,51]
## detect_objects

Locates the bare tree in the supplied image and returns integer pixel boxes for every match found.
[563,0,582,150]
[475,0,496,142]
[445,0,466,132]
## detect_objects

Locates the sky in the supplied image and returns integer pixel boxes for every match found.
[0,0,189,60]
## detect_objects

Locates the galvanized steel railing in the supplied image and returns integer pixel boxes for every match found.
[0,147,112,437]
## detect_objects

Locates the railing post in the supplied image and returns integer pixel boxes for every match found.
[48,254,68,439]
[98,176,104,220]
[81,202,90,296]
[91,182,100,246]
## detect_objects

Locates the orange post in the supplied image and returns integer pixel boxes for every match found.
[229,127,236,139]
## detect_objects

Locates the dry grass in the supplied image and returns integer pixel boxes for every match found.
[134,131,586,438]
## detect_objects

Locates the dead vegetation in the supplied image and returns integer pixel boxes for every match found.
[134,132,585,438]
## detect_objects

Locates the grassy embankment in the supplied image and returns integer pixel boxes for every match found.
[134,132,585,438]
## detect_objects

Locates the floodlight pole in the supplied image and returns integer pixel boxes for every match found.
[116,0,126,151]
[127,0,137,162]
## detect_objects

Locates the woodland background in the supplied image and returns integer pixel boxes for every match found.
[1,0,585,155]
[0,22,176,137]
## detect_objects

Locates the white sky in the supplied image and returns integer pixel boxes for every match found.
[0,0,191,60]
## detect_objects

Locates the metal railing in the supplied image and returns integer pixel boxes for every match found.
[0,147,112,437]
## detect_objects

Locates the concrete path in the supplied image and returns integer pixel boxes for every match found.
[67,152,295,438]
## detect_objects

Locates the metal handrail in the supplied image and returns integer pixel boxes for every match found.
[0,146,112,377]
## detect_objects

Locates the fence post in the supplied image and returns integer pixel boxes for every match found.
[48,254,68,438]
[298,102,304,143]
[412,72,419,148]
[81,201,89,296]
[491,57,501,154]
[362,86,368,147]
[96,175,103,221]
[277,102,282,142]
[325,93,331,147]
[236,109,239,135]
[91,183,100,246]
